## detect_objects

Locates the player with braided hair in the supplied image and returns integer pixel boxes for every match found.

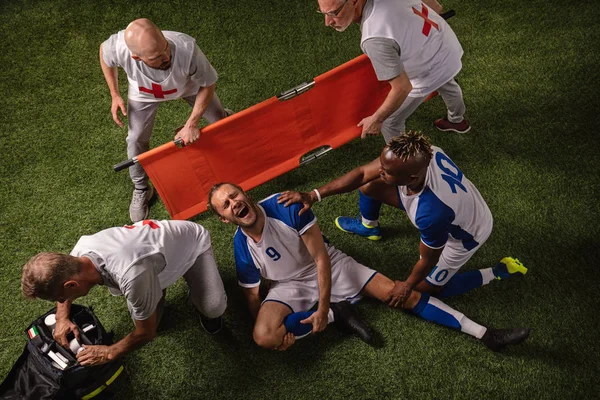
[210,182,529,351]
[387,130,434,161]
[278,132,530,348]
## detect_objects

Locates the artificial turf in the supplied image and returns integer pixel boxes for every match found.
[0,0,598,398]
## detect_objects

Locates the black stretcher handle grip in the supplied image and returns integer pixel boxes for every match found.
[113,158,136,172]
[441,9,456,20]
[113,138,184,172]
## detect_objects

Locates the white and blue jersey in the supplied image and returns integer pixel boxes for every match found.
[234,194,320,287]
[234,194,377,312]
[398,146,493,252]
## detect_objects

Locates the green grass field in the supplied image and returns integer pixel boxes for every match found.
[1,0,599,398]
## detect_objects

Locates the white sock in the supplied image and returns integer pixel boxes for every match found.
[457,315,487,339]
[480,268,495,285]
[428,297,487,339]
[361,216,379,227]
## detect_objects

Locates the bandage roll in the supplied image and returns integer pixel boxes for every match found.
[44,314,56,331]
[69,338,82,354]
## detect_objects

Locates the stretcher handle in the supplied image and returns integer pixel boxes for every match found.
[300,145,333,165]
[113,158,137,172]
[441,9,455,20]
[113,138,184,172]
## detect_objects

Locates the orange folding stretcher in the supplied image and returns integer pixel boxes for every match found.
[114,54,392,219]
[114,54,441,220]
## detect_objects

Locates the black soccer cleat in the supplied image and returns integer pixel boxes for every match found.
[331,301,374,345]
[481,327,531,351]
[200,315,223,335]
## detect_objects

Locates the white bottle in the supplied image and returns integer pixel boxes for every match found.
[69,338,83,355]
[44,314,56,331]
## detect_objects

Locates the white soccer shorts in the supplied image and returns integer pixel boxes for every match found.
[425,227,493,287]
[263,247,377,312]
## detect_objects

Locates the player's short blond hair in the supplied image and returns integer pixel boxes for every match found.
[21,252,81,301]
[387,131,433,161]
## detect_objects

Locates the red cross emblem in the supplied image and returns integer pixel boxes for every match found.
[124,220,160,230]
[412,4,439,37]
[138,83,178,99]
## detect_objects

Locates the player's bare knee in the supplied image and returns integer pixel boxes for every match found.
[252,333,270,349]
[363,273,394,302]
[377,277,395,302]
[253,324,277,349]
[359,181,378,198]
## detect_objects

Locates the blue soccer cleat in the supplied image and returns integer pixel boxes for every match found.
[493,257,528,280]
[335,216,382,241]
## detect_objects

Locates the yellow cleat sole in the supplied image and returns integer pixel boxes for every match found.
[500,257,528,275]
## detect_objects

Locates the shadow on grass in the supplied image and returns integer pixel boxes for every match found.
[502,340,595,380]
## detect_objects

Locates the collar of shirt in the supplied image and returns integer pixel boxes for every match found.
[83,252,117,288]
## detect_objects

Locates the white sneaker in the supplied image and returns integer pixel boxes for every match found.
[129,187,155,223]
[224,108,234,117]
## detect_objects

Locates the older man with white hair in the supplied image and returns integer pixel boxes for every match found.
[100,18,231,222]
[316,0,470,142]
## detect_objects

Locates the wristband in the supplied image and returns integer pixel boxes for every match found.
[313,189,322,202]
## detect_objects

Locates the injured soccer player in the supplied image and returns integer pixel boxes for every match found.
[208,183,527,351]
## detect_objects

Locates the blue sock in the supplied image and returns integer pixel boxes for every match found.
[411,293,461,330]
[283,311,314,338]
[492,263,510,279]
[438,270,484,298]
[411,293,486,338]
[359,190,382,221]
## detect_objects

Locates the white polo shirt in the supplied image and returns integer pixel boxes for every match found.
[361,0,463,97]
[70,220,212,319]
[101,30,218,102]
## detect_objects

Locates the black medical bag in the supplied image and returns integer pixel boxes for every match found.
[1,304,124,400]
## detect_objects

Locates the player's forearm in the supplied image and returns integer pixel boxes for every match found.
[55,300,72,321]
[316,167,373,200]
[185,83,216,128]
[244,290,262,320]
[315,258,332,313]
[99,47,120,98]
[372,82,411,124]
[405,258,436,289]
[406,242,443,289]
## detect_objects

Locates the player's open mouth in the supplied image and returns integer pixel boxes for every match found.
[236,205,249,219]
